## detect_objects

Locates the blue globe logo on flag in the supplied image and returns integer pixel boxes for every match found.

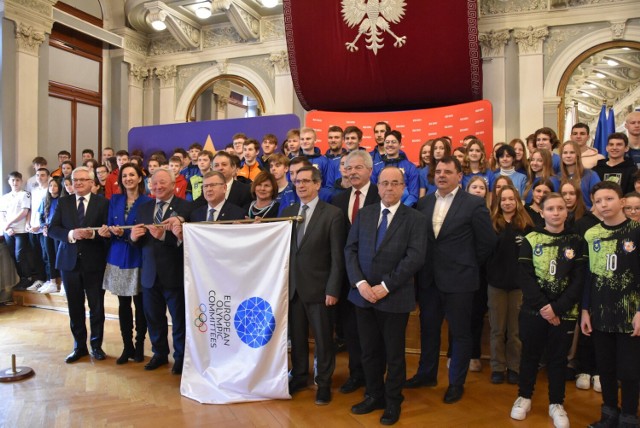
[234,297,276,348]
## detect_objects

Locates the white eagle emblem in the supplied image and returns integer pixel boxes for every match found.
[341,0,407,55]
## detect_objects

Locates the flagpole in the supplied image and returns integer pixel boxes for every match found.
[83,215,303,230]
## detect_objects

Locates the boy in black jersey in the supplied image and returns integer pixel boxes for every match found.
[581,181,640,428]
[511,193,585,428]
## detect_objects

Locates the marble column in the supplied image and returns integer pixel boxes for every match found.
[514,26,549,138]
[479,29,511,144]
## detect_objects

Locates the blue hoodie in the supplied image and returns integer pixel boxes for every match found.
[372,153,420,207]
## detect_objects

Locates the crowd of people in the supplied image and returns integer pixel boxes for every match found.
[1,110,640,427]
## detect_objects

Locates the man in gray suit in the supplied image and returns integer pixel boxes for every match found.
[345,166,427,425]
[282,166,346,406]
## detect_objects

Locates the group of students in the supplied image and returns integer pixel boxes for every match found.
[2,114,640,427]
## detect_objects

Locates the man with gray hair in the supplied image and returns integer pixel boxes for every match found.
[49,166,110,363]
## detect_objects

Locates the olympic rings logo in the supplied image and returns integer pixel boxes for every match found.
[194,303,207,333]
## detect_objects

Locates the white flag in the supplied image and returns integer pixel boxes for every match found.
[181,221,291,404]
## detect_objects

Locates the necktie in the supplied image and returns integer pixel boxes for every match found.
[154,201,166,224]
[207,208,216,222]
[297,204,309,248]
[351,190,361,224]
[77,196,85,225]
[375,208,390,251]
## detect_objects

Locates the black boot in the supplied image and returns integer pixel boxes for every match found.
[116,342,135,365]
[618,413,639,428]
[134,340,145,363]
[588,405,619,428]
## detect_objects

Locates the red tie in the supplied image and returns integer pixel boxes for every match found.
[351,190,361,224]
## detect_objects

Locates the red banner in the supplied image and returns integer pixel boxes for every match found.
[306,100,493,164]
[284,0,481,111]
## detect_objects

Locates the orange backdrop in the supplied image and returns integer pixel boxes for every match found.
[305,100,493,164]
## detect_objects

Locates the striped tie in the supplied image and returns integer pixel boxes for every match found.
[154,201,166,224]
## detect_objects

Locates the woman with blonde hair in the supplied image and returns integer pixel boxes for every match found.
[523,148,558,204]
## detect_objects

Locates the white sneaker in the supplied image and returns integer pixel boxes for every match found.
[57,283,66,296]
[38,281,58,294]
[592,375,601,393]
[510,397,531,420]
[576,373,591,390]
[27,280,44,291]
[549,404,570,428]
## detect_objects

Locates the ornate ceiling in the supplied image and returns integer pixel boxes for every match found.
[124,0,282,49]
[564,46,640,124]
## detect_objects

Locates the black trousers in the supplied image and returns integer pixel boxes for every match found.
[518,312,574,404]
[28,233,46,281]
[143,283,185,361]
[356,306,409,407]
[61,266,105,350]
[289,293,335,388]
[592,329,640,415]
[118,294,146,345]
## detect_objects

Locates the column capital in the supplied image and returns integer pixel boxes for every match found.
[610,20,627,40]
[513,26,548,55]
[15,22,46,55]
[478,29,510,58]
[129,63,150,87]
[155,65,178,88]
[269,50,290,75]
[4,0,57,55]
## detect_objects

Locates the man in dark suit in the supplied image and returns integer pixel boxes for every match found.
[345,166,427,425]
[49,166,110,363]
[192,152,252,210]
[282,166,346,406]
[130,169,192,375]
[190,171,246,222]
[407,156,496,404]
[331,150,380,394]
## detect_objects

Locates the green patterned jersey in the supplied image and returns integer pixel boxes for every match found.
[519,228,585,320]
[584,219,640,333]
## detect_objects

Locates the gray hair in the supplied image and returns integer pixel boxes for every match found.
[71,166,95,181]
[152,167,176,184]
[344,150,373,169]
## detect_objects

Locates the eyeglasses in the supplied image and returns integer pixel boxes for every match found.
[202,183,225,189]
[293,179,314,185]
[71,178,93,183]
[384,140,400,145]
[624,206,640,213]
[378,181,404,188]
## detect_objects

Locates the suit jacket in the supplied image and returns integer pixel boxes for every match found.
[415,190,496,293]
[193,180,253,211]
[331,183,381,230]
[345,203,427,313]
[191,200,247,222]
[282,200,346,303]
[49,193,109,272]
[134,197,192,289]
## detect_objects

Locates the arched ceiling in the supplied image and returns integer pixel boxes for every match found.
[564,46,640,122]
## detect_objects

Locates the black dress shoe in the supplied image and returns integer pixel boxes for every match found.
[91,347,106,361]
[65,348,89,364]
[443,384,464,404]
[339,377,365,394]
[491,371,505,384]
[288,379,308,395]
[380,405,401,425]
[144,355,168,370]
[315,387,331,405]
[172,359,183,375]
[404,374,437,389]
[351,396,386,415]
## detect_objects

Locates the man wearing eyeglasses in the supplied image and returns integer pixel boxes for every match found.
[190,171,246,222]
[49,166,110,363]
[345,166,427,425]
[282,166,346,406]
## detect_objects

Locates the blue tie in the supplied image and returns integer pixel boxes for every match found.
[77,197,85,225]
[154,201,166,224]
[375,208,390,251]
[207,208,216,222]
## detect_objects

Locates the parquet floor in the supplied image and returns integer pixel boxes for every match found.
[0,304,603,427]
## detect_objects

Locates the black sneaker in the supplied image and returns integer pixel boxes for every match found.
[507,369,519,385]
[491,371,505,384]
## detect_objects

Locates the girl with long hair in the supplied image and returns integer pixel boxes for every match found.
[525,179,554,228]
[418,140,433,198]
[487,185,534,385]
[558,141,601,209]
[421,137,451,197]
[462,138,495,192]
[510,138,529,175]
[36,178,62,294]
[523,149,558,204]
[560,181,587,230]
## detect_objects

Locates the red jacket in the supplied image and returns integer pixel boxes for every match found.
[174,174,187,199]
[104,169,121,199]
